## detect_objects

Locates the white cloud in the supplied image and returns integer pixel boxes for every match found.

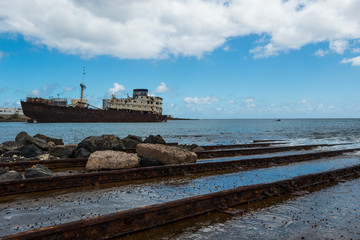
[30,89,40,96]
[184,96,219,105]
[298,98,307,104]
[341,56,360,66]
[0,0,360,59]
[63,86,76,92]
[244,98,255,108]
[228,100,235,104]
[153,82,171,94]
[0,51,4,59]
[314,49,327,57]
[250,43,280,58]
[108,83,126,96]
[329,40,348,54]
[28,84,57,97]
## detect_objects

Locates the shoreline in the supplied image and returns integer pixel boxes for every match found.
[0,114,29,122]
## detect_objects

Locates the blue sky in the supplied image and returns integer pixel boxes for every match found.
[0,0,360,119]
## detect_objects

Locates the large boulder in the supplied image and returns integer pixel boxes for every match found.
[136,144,197,165]
[24,164,53,178]
[15,132,50,151]
[49,144,76,158]
[86,150,139,170]
[15,131,31,144]
[78,135,124,153]
[21,144,44,158]
[33,134,64,145]
[0,171,22,181]
[144,135,166,144]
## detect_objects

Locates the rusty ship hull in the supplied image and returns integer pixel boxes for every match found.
[21,101,167,123]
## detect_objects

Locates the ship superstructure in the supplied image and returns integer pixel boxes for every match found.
[105,89,163,115]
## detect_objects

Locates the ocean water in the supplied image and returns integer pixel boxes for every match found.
[1,119,360,145]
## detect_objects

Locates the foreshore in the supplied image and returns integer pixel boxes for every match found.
[0,114,28,122]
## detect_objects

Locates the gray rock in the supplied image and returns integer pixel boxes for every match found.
[126,135,143,143]
[78,135,124,153]
[0,141,23,151]
[0,167,6,175]
[0,157,13,163]
[15,132,50,151]
[21,144,44,158]
[0,147,6,155]
[122,138,140,149]
[73,147,91,158]
[139,157,162,167]
[3,150,21,157]
[16,132,49,150]
[24,164,53,179]
[15,131,31,144]
[86,150,139,170]
[136,143,197,165]
[0,171,22,181]
[49,144,76,158]
[33,134,64,145]
[26,138,50,151]
[144,135,166,144]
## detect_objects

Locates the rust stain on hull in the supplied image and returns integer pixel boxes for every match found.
[3,164,360,240]
[0,148,358,197]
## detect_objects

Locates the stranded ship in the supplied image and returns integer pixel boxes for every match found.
[21,69,167,123]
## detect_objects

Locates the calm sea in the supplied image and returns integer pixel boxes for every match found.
[1,119,360,146]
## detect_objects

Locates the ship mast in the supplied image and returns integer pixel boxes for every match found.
[80,67,86,107]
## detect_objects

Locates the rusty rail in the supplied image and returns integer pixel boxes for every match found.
[0,148,358,197]
[3,164,360,240]
[196,143,348,159]
[200,142,287,150]
[253,139,286,143]
[0,158,88,172]
[0,143,330,171]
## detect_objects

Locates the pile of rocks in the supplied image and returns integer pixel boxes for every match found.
[0,164,53,181]
[0,132,65,162]
[1,132,202,179]
[0,132,168,162]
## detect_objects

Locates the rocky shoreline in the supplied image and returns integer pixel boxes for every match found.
[0,132,204,181]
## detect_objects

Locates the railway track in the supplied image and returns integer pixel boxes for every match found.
[3,163,360,239]
[0,143,346,172]
[0,147,358,197]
